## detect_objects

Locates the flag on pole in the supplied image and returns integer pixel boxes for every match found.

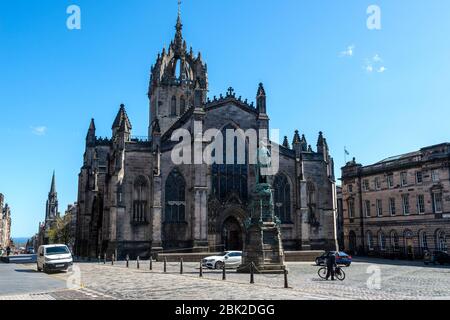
[344,147,350,155]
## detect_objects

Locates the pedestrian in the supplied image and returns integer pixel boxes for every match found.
[325,252,336,281]
[6,246,11,257]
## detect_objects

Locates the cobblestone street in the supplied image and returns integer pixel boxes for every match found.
[2,258,449,300]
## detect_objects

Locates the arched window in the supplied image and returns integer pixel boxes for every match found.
[174,59,182,79]
[165,169,186,222]
[133,176,148,223]
[212,125,248,201]
[170,96,177,116]
[390,230,399,251]
[404,229,414,255]
[180,96,186,114]
[419,230,428,252]
[273,174,291,223]
[436,230,447,251]
[366,231,373,250]
[378,231,386,251]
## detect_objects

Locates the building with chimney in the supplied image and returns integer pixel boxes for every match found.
[74,6,337,259]
[341,143,450,258]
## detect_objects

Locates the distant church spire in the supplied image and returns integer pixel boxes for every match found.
[46,171,59,222]
[50,170,56,194]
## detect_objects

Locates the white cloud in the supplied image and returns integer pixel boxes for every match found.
[365,64,374,73]
[31,126,47,136]
[373,54,383,62]
[340,45,355,57]
[363,54,387,74]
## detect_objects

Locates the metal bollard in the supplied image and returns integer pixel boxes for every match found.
[111,254,115,265]
[222,262,226,280]
[164,257,167,273]
[199,261,203,278]
[180,258,184,274]
[149,257,153,271]
[250,262,255,284]
[103,253,106,264]
[126,255,129,268]
[284,268,289,289]
[137,256,140,269]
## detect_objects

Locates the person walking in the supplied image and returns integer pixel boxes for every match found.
[325,252,337,281]
[6,246,11,257]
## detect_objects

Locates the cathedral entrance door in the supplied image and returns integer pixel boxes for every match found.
[222,216,243,251]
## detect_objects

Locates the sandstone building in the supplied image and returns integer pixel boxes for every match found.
[341,143,450,258]
[74,10,338,259]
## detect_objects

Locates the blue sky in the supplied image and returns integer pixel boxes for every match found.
[1,0,450,237]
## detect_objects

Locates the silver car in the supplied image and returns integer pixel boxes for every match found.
[202,251,242,269]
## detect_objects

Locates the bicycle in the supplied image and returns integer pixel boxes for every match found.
[318,266,346,281]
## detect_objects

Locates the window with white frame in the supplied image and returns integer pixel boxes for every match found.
[375,177,381,190]
[387,174,394,188]
[416,171,423,184]
[419,231,428,251]
[432,169,440,182]
[402,194,410,215]
[389,198,396,216]
[433,192,443,213]
[348,199,355,218]
[401,172,408,186]
[364,200,371,217]
[437,230,447,251]
[376,199,383,217]
[363,179,370,192]
[417,194,425,214]
[390,231,399,251]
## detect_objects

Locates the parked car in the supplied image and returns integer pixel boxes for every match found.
[202,251,242,269]
[315,251,352,267]
[424,251,450,265]
[37,244,73,273]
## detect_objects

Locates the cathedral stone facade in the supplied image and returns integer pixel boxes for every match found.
[74,12,337,259]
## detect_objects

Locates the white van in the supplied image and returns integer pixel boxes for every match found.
[37,244,73,273]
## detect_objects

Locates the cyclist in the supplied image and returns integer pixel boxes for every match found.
[325,252,337,281]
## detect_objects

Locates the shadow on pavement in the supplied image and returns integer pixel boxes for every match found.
[14,269,38,273]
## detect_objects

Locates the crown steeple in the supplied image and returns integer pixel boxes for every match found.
[174,0,184,56]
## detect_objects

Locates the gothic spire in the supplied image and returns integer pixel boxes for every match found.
[293,130,301,145]
[112,104,132,132]
[174,0,184,55]
[300,134,308,151]
[282,136,290,149]
[50,171,56,195]
[86,118,96,147]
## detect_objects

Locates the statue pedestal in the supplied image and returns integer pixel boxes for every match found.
[237,183,286,274]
